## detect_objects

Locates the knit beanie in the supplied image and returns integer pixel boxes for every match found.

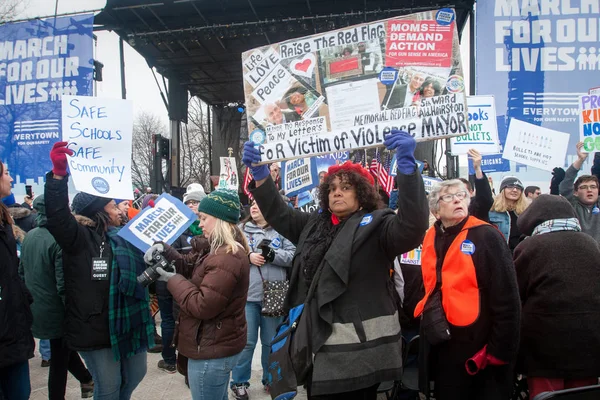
[142,194,158,209]
[71,192,112,218]
[198,189,240,223]
[1,193,15,206]
[113,198,128,205]
[183,183,207,204]
[499,176,524,193]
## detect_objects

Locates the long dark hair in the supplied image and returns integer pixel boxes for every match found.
[241,200,270,230]
[0,162,12,226]
[318,169,384,213]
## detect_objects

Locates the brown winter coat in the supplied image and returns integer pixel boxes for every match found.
[164,241,249,360]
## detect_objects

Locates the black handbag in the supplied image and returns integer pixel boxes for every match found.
[257,267,289,317]
[421,263,451,346]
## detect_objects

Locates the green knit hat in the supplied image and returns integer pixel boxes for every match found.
[198,189,240,223]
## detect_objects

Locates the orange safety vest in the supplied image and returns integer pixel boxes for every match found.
[414,216,488,327]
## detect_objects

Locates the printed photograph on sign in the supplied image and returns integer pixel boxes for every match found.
[218,157,239,190]
[241,9,468,164]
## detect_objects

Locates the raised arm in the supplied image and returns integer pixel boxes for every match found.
[560,142,588,198]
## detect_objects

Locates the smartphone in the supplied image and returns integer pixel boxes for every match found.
[25,185,32,198]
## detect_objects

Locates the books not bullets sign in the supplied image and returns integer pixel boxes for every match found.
[241,8,469,164]
[503,118,569,172]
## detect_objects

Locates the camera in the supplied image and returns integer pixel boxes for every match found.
[137,251,174,287]
[257,239,276,263]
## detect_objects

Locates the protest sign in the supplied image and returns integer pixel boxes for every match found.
[218,157,239,190]
[118,193,196,252]
[451,96,500,155]
[293,152,350,209]
[423,176,443,193]
[61,96,133,198]
[589,87,600,96]
[580,94,600,152]
[281,157,318,197]
[400,245,422,265]
[242,8,468,164]
[503,119,570,172]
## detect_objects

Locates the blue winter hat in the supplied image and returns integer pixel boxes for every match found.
[1,193,15,206]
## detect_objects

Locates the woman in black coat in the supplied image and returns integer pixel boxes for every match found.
[0,161,34,400]
[514,194,600,398]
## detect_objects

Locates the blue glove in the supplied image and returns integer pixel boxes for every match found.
[242,141,270,181]
[384,130,417,175]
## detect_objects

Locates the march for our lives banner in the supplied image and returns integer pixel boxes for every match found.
[118,193,197,253]
[0,15,94,197]
[476,1,598,184]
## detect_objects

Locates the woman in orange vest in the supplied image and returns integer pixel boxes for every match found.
[415,179,521,400]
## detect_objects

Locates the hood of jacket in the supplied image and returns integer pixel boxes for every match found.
[74,214,97,227]
[517,194,577,236]
[8,204,32,221]
[33,194,47,226]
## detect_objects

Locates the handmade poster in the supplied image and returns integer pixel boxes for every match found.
[281,157,318,197]
[118,193,196,252]
[61,95,133,198]
[241,8,468,164]
[503,119,570,172]
[451,96,500,155]
[218,157,239,190]
[579,94,600,152]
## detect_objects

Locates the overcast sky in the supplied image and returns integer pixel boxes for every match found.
[16,0,171,126]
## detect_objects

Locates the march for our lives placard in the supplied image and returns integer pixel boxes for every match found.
[118,193,197,252]
[61,95,133,199]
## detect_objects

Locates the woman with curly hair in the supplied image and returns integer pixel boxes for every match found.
[242,130,429,399]
[489,176,530,252]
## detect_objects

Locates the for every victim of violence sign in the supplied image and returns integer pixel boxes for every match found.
[241,8,469,164]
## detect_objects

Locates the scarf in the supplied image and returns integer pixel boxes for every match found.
[531,218,581,236]
[188,220,203,236]
[105,228,155,361]
[300,212,345,287]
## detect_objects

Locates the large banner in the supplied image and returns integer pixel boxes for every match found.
[476,1,598,185]
[242,8,468,164]
[0,15,94,197]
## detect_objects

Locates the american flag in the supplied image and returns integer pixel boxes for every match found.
[370,150,394,196]
[243,167,253,199]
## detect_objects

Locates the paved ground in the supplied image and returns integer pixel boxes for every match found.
[29,335,308,400]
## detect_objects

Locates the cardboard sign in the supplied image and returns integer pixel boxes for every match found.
[503,119,570,172]
[241,8,468,164]
[451,96,500,155]
[281,157,318,197]
[117,193,197,252]
[218,157,239,190]
[579,94,600,152]
[61,96,133,198]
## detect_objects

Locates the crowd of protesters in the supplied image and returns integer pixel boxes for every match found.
[1,134,600,400]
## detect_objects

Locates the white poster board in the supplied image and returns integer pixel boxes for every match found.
[450,95,500,155]
[503,118,570,172]
[61,96,133,199]
[218,157,239,190]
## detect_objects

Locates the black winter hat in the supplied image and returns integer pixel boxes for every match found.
[71,192,112,219]
[499,176,524,193]
[517,194,577,236]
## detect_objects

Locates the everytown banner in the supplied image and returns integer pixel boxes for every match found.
[0,15,94,197]
[476,1,599,185]
[242,8,469,164]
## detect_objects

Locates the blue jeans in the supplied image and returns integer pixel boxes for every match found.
[40,339,51,360]
[0,360,31,400]
[156,282,176,364]
[231,301,283,387]
[188,353,241,400]
[79,348,147,400]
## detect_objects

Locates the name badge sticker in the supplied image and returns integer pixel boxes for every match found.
[460,240,475,255]
[360,214,373,226]
[91,257,110,281]
[593,206,599,215]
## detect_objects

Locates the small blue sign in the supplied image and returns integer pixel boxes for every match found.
[436,8,455,26]
[460,240,476,255]
[250,129,266,145]
[379,67,398,86]
[360,214,373,226]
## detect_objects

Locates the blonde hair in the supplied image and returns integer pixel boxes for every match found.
[209,218,250,255]
[491,191,529,214]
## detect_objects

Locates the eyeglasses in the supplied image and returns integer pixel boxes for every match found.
[505,184,523,191]
[186,200,200,206]
[438,191,468,203]
[579,185,598,191]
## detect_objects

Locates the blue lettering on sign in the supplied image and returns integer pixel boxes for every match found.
[436,8,455,26]
[91,177,110,194]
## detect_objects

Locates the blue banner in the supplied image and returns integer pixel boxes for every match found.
[476,1,596,184]
[0,15,94,197]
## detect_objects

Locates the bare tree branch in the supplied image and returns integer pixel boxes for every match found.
[0,0,28,23]
[132,111,166,190]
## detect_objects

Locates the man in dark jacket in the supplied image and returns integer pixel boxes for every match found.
[514,195,600,398]
[19,195,94,399]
